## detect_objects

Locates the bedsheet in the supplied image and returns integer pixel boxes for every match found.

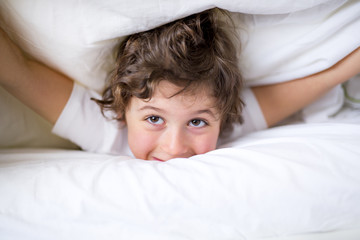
[1,123,360,240]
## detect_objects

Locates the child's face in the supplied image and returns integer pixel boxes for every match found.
[125,81,221,161]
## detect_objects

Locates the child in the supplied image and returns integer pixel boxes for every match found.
[1,8,360,161]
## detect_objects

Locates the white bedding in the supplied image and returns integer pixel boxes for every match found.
[1,123,360,240]
[1,0,360,239]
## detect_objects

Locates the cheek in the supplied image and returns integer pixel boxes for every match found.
[192,129,220,155]
[127,127,156,160]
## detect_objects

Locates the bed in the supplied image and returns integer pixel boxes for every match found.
[1,0,360,239]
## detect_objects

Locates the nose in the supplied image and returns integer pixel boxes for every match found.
[160,127,190,158]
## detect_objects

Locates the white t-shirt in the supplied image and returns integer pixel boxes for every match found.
[52,83,267,157]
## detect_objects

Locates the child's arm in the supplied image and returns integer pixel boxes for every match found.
[252,47,360,127]
[0,28,73,124]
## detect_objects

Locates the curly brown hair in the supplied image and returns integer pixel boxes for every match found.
[94,8,243,135]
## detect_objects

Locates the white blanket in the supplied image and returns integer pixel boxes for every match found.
[1,0,359,90]
[1,123,360,240]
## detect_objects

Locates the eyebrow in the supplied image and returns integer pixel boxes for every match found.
[138,106,165,113]
[195,109,217,119]
[138,106,218,119]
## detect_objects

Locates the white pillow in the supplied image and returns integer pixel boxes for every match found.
[0,123,360,239]
[1,0,356,91]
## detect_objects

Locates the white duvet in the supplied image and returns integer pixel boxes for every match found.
[1,123,360,240]
[1,0,360,239]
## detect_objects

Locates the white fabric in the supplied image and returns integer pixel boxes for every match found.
[302,85,345,122]
[233,0,360,122]
[52,83,131,155]
[218,87,268,146]
[52,83,267,155]
[1,123,360,240]
[344,74,360,109]
[0,86,78,149]
[267,229,360,240]
[1,0,358,91]
[236,0,360,86]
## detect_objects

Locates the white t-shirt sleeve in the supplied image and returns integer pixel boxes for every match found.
[52,83,131,156]
[218,87,267,146]
[239,87,267,133]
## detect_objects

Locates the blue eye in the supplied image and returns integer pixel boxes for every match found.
[146,116,164,125]
[189,119,207,128]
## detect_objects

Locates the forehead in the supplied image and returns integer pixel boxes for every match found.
[130,81,218,114]
[157,81,210,101]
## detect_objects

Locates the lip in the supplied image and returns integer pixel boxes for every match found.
[152,157,165,162]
